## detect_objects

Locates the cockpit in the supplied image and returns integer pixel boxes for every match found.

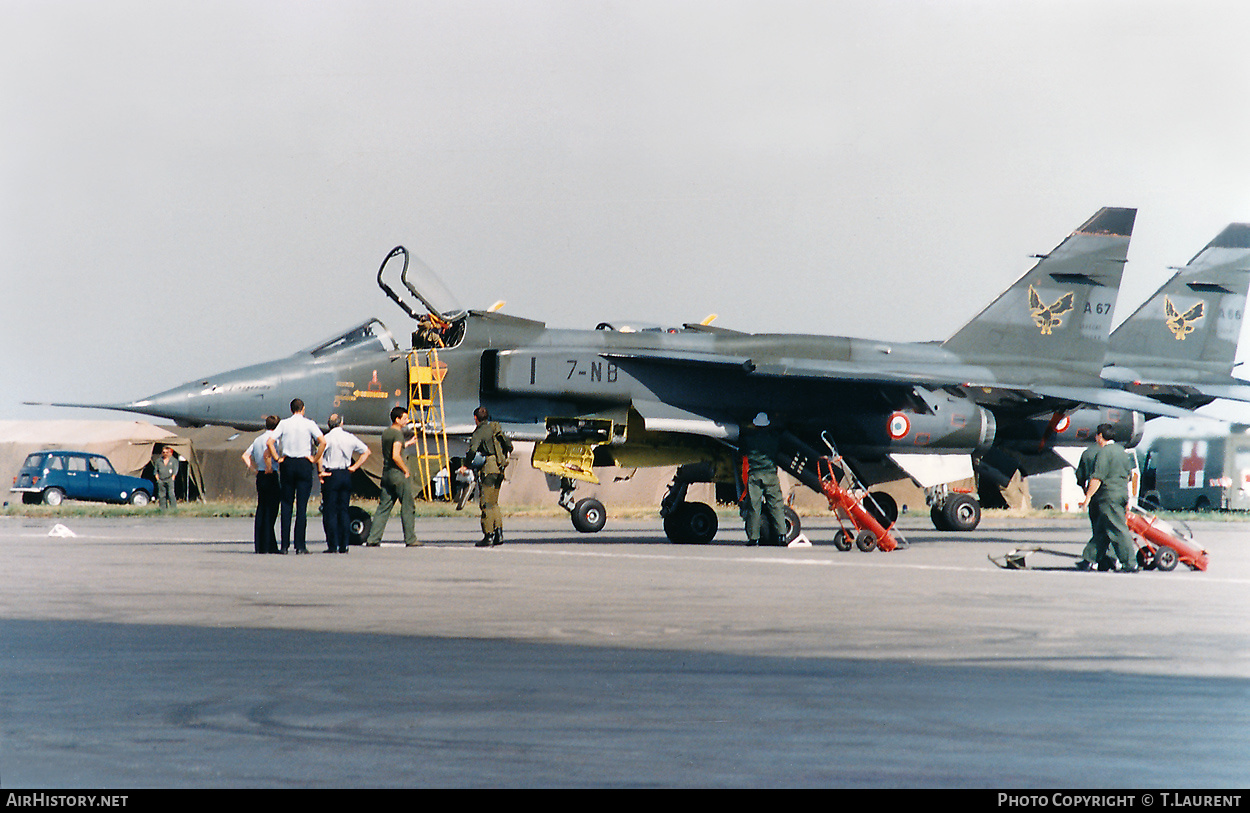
[375,245,469,350]
[305,318,399,357]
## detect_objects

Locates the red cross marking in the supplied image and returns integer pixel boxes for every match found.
[1179,441,1206,489]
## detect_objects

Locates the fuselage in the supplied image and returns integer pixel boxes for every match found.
[120,309,1120,472]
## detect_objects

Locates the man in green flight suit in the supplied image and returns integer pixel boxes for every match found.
[469,406,513,547]
[365,406,420,547]
[153,445,179,511]
[1077,423,1138,572]
[740,412,787,547]
[1073,441,1106,570]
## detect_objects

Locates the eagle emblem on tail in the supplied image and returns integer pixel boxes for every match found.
[1164,296,1204,340]
[1028,285,1075,335]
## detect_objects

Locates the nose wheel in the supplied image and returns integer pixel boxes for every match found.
[571,497,607,533]
[558,477,607,533]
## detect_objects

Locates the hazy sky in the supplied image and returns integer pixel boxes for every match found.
[4,0,1250,432]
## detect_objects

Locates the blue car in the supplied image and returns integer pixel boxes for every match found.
[10,450,154,506]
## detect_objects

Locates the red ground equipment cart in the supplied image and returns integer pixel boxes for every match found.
[1127,506,1208,571]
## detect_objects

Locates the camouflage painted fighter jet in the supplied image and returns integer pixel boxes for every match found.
[1101,223,1250,408]
[48,207,1203,541]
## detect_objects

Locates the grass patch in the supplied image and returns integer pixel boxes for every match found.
[1,499,625,519]
[3,500,1246,524]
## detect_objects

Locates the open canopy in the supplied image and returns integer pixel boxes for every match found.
[377,246,466,322]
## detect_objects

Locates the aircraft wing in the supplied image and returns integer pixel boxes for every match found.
[1027,385,1196,419]
[604,350,1196,419]
[1188,382,1250,403]
[1100,369,1250,406]
[602,350,966,387]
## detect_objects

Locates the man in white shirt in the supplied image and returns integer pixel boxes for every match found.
[318,413,370,553]
[267,398,326,554]
[242,414,281,553]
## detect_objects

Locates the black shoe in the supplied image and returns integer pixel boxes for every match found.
[295,549,309,555]
[338,548,349,554]
[491,530,504,546]
[277,548,288,555]
[324,549,337,554]
[1074,559,1092,571]
[476,536,492,548]
[746,539,759,547]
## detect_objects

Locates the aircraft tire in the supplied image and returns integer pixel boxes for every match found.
[571,498,607,534]
[866,491,898,527]
[782,506,801,545]
[930,505,951,531]
[348,506,373,546]
[1154,546,1179,572]
[43,487,65,507]
[663,502,716,544]
[942,494,981,532]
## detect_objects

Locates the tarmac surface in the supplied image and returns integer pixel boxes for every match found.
[1,512,1247,788]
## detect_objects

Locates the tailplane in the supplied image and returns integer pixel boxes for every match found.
[1107,223,1250,378]
[942,208,1136,380]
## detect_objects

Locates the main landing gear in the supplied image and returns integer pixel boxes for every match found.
[927,487,982,532]
[659,462,801,545]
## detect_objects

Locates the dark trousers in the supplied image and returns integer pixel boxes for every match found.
[280,457,315,552]
[322,468,352,552]
[254,472,280,553]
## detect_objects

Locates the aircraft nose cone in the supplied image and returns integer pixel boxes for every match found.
[124,382,206,426]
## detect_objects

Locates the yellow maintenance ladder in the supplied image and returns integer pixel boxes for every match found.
[407,348,451,501]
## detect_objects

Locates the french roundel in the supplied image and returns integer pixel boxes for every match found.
[1055,416,1070,433]
[887,412,910,440]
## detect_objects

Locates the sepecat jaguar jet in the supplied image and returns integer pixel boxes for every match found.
[49,207,1206,542]
[1101,222,1250,409]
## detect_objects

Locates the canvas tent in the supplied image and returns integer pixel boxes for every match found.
[162,425,385,501]
[0,420,203,502]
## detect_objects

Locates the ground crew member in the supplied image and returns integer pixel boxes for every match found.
[365,406,420,547]
[740,412,787,547]
[1078,423,1138,572]
[319,413,370,554]
[468,406,513,547]
[268,398,326,554]
[1073,441,1104,570]
[154,445,179,511]
[242,415,281,553]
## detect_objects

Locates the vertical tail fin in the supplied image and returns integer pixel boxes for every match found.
[1107,223,1250,378]
[942,208,1136,379]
